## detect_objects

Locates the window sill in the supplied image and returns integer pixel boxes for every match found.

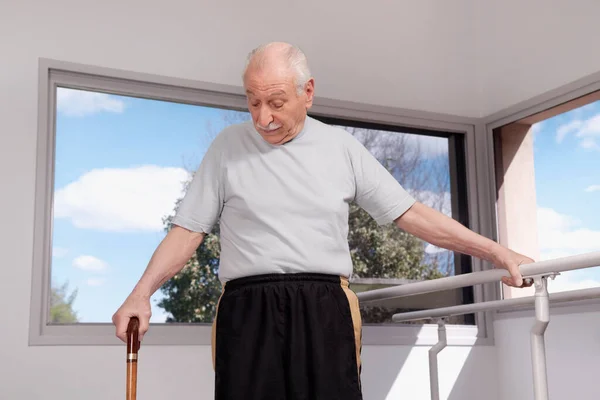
[29,322,487,346]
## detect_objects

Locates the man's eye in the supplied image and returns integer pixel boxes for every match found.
[273,103,284,108]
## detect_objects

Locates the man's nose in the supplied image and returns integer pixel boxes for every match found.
[258,107,273,127]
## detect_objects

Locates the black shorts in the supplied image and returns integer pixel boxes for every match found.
[211,273,363,400]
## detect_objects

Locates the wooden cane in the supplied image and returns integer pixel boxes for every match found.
[126,317,140,400]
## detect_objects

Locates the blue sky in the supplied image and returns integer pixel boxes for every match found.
[50,87,600,323]
[530,101,600,291]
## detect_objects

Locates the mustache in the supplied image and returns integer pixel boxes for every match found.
[256,122,282,131]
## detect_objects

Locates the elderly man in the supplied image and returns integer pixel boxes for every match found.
[113,42,532,399]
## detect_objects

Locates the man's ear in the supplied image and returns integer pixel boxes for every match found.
[304,78,315,108]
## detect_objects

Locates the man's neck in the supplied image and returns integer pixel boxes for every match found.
[283,115,308,145]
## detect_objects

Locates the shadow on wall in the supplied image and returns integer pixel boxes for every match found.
[360,326,498,400]
[360,345,412,399]
[492,305,600,400]
[446,344,499,400]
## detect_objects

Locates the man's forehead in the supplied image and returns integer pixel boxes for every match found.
[246,88,288,97]
[245,64,295,93]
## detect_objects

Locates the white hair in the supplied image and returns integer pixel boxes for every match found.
[243,42,312,94]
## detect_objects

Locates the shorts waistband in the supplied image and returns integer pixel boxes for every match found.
[225,273,347,290]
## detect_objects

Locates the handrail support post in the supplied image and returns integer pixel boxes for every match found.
[530,273,556,400]
[429,318,447,400]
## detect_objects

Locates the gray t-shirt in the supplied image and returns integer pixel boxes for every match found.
[171,116,416,282]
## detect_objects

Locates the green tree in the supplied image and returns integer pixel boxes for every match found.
[349,203,440,280]
[49,282,79,323]
[347,202,444,323]
[157,118,451,324]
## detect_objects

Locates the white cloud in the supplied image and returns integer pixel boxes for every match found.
[425,244,447,254]
[581,137,600,150]
[556,120,582,143]
[406,135,448,159]
[57,87,126,117]
[52,247,68,258]
[555,113,600,150]
[481,205,600,293]
[537,207,600,261]
[73,255,109,272]
[54,165,190,232]
[547,276,600,294]
[585,185,600,193]
[530,122,543,136]
[86,278,107,287]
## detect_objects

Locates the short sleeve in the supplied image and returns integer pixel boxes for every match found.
[347,134,416,225]
[170,138,225,233]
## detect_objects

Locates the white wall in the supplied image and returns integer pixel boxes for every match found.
[494,303,600,400]
[0,342,497,399]
[0,0,480,116]
[362,345,498,400]
[479,3,600,398]
[2,0,599,399]
[475,0,600,117]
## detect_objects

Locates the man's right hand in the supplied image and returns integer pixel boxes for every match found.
[112,293,152,343]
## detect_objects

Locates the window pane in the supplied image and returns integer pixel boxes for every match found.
[333,124,472,325]
[494,99,600,295]
[50,87,250,324]
[49,87,471,326]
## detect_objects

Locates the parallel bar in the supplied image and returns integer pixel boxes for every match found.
[357,251,600,304]
[392,285,600,322]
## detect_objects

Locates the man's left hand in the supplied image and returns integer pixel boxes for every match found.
[493,248,535,288]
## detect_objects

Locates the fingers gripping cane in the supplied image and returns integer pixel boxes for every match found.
[126,317,141,400]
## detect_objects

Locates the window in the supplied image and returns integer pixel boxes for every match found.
[47,90,473,327]
[30,60,481,345]
[492,92,600,298]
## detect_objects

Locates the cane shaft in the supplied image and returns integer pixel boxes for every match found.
[126,359,137,400]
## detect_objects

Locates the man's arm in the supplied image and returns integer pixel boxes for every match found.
[395,202,533,287]
[112,225,205,342]
[131,225,205,298]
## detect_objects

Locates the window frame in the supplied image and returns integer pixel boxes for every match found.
[29,57,490,346]
[481,70,600,314]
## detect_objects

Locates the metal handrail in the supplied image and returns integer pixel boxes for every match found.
[356,251,600,304]
[354,250,600,400]
[392,285,600,322]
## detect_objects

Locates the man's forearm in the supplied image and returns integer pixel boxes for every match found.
[395,202,506,265]
[131,225,205,299]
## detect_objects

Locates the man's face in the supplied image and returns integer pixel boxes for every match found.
[244,64,314,145]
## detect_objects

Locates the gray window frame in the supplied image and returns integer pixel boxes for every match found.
[29,58,489,346]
